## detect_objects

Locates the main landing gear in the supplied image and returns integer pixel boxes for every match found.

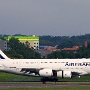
[41,77,58,84]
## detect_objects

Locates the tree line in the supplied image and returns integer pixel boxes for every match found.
[3,34,90,59]
[40,34,90,59]
[47,43,90,59]
[40,34,90,49]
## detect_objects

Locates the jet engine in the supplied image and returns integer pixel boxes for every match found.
[39,69,78,78]
[57,71,72,78]
[39,69,53,77]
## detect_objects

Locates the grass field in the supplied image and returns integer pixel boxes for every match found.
[2,87,90,90]
[1,72,90,82]
[1,72,90,90]
[0,72,40,81]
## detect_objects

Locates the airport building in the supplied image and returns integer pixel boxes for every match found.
[0,39,8,51]
[0,35,39,51]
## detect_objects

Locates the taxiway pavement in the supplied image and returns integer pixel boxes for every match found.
[0,82,90,89]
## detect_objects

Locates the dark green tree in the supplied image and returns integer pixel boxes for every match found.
[4,38,41,59]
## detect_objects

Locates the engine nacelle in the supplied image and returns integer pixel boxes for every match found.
[39,69,53,77]
[57,71,72,78]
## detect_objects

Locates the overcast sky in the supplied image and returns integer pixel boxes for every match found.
[0,0,90,36]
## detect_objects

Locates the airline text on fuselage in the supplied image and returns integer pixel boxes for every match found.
[65,62,90,66]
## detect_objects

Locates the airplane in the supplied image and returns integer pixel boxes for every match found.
[0,50,90,82]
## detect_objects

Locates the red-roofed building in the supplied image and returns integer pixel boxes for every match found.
[62,46,79,51]
[44,46,57,51]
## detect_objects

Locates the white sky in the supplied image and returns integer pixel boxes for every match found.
[0,0,90,36]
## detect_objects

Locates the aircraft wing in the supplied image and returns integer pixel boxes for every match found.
[19,68,41,76]
[72,70,88,76]
[16,67,88,77]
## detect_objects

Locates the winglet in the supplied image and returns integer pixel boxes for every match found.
[0,50,9,59]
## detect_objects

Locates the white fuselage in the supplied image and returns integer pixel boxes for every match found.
[0,58,90,77]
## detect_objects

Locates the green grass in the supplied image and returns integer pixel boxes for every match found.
[0,72,90,82]
[0,72,40,81]
[2,87,90,90]
[1,72,90,90]
[58,76,90,82]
